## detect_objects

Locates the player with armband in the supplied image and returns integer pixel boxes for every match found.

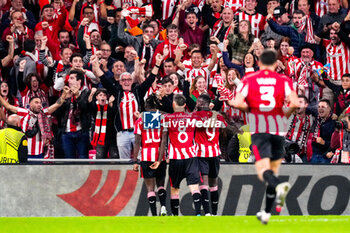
[133,94,167,216]
[151,94,202,216]
[229,49,299,224]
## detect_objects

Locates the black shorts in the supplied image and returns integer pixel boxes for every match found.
[140,161,167,179]
[198,157,220,178]
[169,158,200,189]
[251,133,285,161]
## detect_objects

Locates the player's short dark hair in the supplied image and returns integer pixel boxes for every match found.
[298,95,308,103]
[161,77,174,85]
[173,94,186,107]
[70,53,83,63]
[197,93,211,106]
[319,99,331,108]
[145,94,161,111]
[259,49,277,66]
[69,70,85,83]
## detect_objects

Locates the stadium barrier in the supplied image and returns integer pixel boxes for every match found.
[0,164,349,216]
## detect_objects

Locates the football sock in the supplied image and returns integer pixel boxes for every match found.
[170,195,179,216]
[265,185,276,213]
[263,170,280,188]
[200,185,210,214]
[157,187,167,207]
[147,192,157,216]
[210,186,219,215]
[192,191,202,216]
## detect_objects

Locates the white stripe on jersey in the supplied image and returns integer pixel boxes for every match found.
[237,11,265,38]
[162,0,177,20]
[314,0,328,18]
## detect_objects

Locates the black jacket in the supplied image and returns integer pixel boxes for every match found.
[99,73,156,132]
[55,88,91,133]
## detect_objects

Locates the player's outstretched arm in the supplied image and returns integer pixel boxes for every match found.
[150,131,168,169]
[284,90,299,118]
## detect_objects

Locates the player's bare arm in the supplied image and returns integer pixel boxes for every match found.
[150,132,168,169]
[228,92,249,112]
[284,91,299,118]
[133,134,142,172]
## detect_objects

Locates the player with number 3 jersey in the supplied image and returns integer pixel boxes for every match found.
[229,49,299,224]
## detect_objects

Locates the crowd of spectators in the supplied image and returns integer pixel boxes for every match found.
[0,0,349,163]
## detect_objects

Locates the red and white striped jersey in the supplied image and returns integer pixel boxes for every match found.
[135,117,163,162]
[224,0,244,13]
[314,0,328,18]
[193,111,227,158]
[164,112,196,160]
[323,39,350,81]
[184,64,210,85]
[162,0,177,20]
[237,70,294,136]
[120,91,139,130]
[236,11,265,38]
[17,107,50,156]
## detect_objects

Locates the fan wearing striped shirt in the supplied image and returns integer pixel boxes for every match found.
[175,45,217,86]
[0,86,70,158]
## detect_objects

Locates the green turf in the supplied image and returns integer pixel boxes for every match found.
[1,216,349,233]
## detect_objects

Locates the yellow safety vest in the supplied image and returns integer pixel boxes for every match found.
[0,127,27,163]
[237,125,252,163]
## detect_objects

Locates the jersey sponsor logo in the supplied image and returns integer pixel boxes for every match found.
[57,170,138,216]
[143,111,162,129]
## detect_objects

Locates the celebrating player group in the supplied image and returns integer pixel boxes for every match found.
[132,49,299,223]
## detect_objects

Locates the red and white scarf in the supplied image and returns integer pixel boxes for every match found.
[211,20,231,40]
[298,15,317,44]
[91,103,108,147]
[127,5,153,17]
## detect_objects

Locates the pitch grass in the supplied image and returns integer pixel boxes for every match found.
[1,216,349,233]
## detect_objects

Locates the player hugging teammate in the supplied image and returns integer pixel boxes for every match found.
[134,92,239,216]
